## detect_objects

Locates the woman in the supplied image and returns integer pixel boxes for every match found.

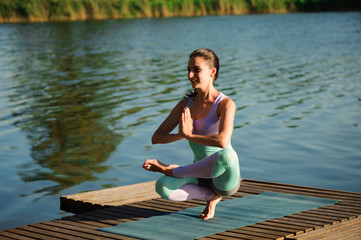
[143,48,241,220]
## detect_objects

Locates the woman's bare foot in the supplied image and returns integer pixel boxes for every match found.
[199,193,222,220]
[142,159,179,176]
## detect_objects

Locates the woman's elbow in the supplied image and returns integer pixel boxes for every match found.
[219,138,230,149]
[151,135,159,144]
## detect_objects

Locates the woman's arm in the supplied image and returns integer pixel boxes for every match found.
[181,98,236,148]
[151,98,188,144]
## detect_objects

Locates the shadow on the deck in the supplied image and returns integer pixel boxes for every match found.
[62,204,170,223]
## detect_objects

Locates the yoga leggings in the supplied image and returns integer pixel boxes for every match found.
[155,146,241,201]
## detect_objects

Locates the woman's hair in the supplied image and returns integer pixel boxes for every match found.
[185,48,220,98]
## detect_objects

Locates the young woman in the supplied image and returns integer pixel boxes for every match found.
[143,48,241,220]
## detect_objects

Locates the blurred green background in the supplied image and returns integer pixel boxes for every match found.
[1,0,361,23]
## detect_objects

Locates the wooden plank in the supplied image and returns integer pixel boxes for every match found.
[227,227,284,239]
[44,220,138,240]
[109,205,166,218]
[242,179,361,201]
[288,216,361,240]
[98,208,146,221]
[212,230,272,240]
[244,179,361,197]
[52,218,108,230]
[61,181,156,201]
[243,224,295,238]
[60,181,159,213]
[266,218,316,232]
[5,228,59,240]
[287,212,340,225]
[61,215,112,228]
[0,230,36,240]
[196,237,220,240]
[317,206,361,217]
[65,212,122,225]
[335,200,361,208]
[256,221,306,235]
[22,223,90,240]
[279,215,333,228]
[291,211,346,223]
[129,201,180,212]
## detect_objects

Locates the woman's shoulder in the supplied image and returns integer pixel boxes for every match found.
[178,97,190,105]
[219,92,235,104]
[218,93,236,112]
[173,98,189,110]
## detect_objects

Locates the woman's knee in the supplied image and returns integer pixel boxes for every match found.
[216,147,238,166]
[155,176,172,199]
[155,176,198,199]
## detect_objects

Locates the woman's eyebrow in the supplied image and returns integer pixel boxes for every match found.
[189,66,201,69]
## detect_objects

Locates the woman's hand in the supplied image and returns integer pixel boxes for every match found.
[180,107,194,138]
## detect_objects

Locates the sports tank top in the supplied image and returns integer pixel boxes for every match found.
[185,92,232,162]
[185,92,226,135]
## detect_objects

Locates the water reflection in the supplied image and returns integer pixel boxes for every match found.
[5,20,190,198]
[9,23,128,197]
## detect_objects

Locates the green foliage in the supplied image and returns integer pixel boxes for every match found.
[0,0,360,23]
[15,0,34,18]
[0,2,14,18]
[128,0,142,16]
[70,0,81,12]
[48,0,71,18]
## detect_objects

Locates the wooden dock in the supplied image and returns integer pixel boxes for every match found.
[1,179,361,240]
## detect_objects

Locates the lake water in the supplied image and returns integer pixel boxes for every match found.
[0,12,361,230]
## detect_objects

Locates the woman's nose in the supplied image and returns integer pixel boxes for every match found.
[188,70,195,78]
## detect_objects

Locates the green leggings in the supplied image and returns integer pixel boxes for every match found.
[155,144,241,201]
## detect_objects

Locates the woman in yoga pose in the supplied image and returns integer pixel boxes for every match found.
[143,48,241,220]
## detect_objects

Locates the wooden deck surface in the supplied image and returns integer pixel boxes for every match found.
[1,179,361,240]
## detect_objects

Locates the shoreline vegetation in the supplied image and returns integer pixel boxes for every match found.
[1,0,360,24]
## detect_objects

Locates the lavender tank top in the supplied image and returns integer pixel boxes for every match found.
[185,92,226,136]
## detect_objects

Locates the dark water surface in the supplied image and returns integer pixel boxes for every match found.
[0,12,361,230]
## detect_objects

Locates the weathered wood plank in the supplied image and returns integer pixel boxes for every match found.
[212,230,272,240]
[0,230,36,240]
[25,223,94,240]
[61,215,112,228]
[288,216,361,240]
[44,220,138,240]
[243,179,361,201]
[60,181,159,213]
[278,215,333,228]
[227,226,285,239]
[243,224,295,238]
[266,218,316,232]
[314,206,361,217]
[256,221,306,235]
[5,227,60,240]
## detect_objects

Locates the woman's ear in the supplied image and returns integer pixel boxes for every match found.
[211,67,217,77]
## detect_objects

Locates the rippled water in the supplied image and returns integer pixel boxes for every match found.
[0,12,361,230]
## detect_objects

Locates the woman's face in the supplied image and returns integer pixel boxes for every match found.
[187,57,215,89]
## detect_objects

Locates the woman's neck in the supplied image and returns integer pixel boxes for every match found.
[195,87,219,102]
